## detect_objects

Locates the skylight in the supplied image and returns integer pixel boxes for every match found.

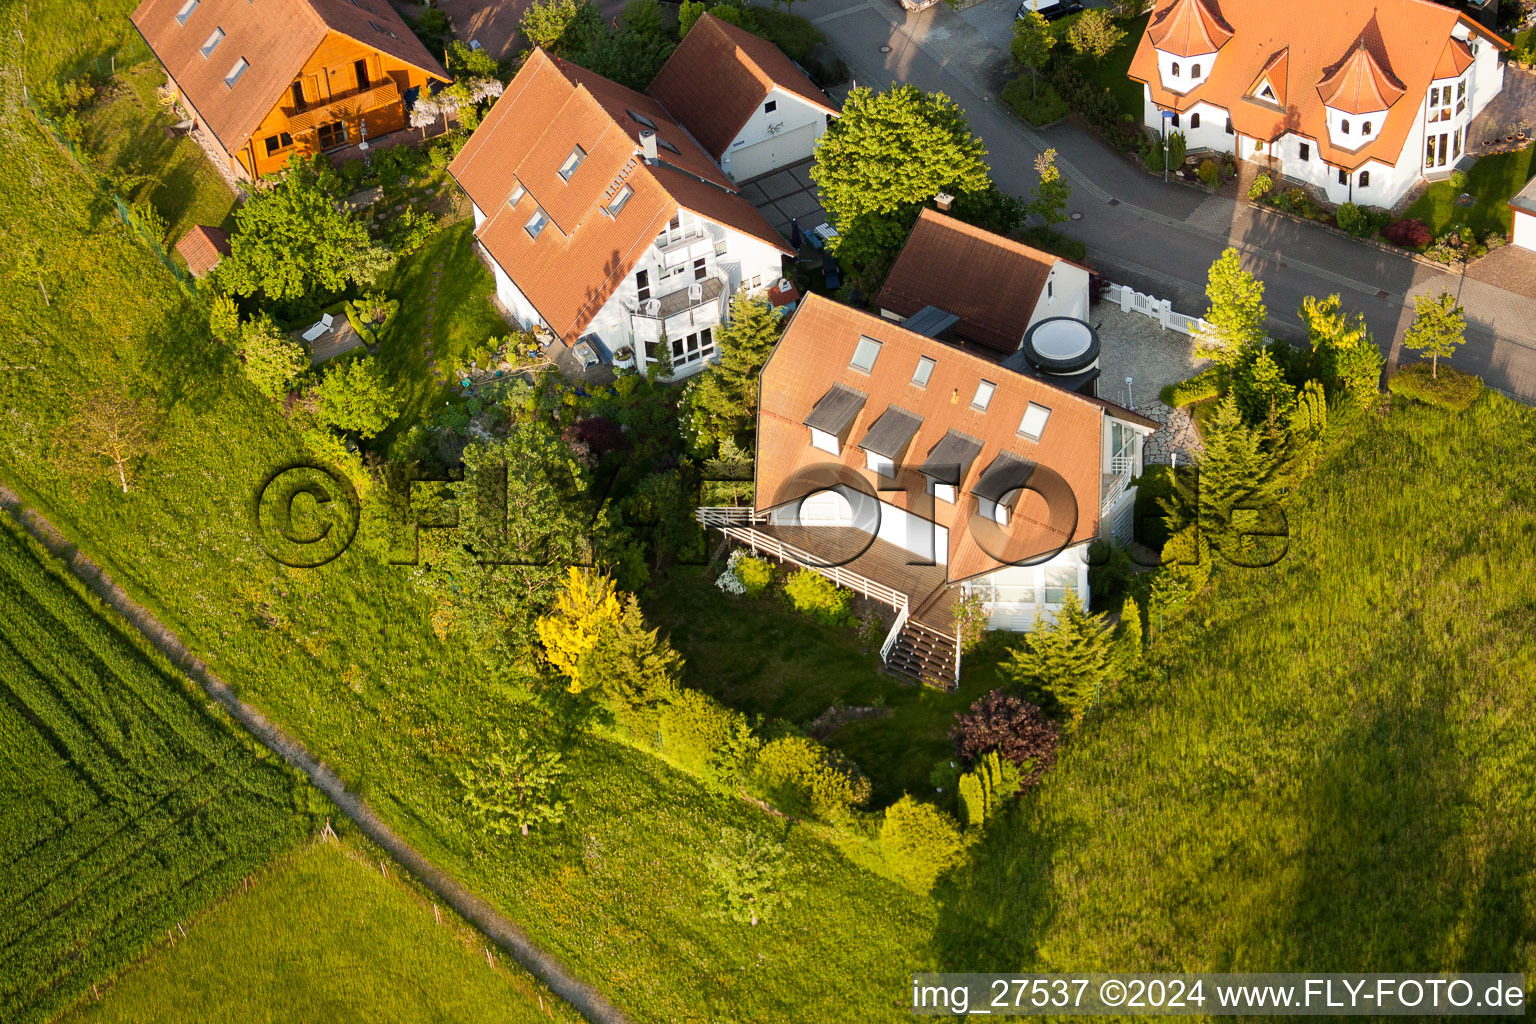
[558,145,586,182]
[199,27,224,58]
[971,379,996,412]
[368,20,397,37]
[1019,402,1051,440]
[628,109,657,130]
[224,57,248,88]
[175,0,199,25]
[657,138,681,155]
[912,355,935,388]
[850,336,882,373]
[526,208,549,239]
[507,183,526,207]
[606,185,634,217]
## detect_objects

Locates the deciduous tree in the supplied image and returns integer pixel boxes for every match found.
[1403,291,1466,379]
[458,731,567,837]
[705,827,796,926]
[1011,10,1055,97]
[1194,247,1267,370]
[880,795,966,891]
[521,0,602,53]
[238,313,308,398]
[949,689,1059,785]
[218,156,387,300]
[312,356,401,439]
[1300,293,1381,406]
[1066,8,1126,59]
[811,85,992,288]
[1028,148,1071,226]
[52,385,162,493]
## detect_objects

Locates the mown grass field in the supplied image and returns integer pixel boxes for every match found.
[67,838,584,1024]
[938,398,1536,977]
[0,516,314,1024]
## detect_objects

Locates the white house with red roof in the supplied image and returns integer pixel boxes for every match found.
[447,50,793,380]
[648,13,839,181]
[1129,0,1509,207]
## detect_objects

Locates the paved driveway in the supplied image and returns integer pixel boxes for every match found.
[784,0,1536,402]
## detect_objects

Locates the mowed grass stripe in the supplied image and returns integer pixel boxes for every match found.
[0,518,313,1024]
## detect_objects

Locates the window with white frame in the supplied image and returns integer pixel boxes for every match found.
[558,145,586,181]
[1044,565,1077,604]
[605,185,633,216]
[971,379,996,412]
[507,183,526,207]
[176,0,199,24]
[525,208,549,239]
[200,27,224,57]
[223,57,248,88]
[912,355,935,387]
[1018,402,1050,440]
[850,336,882,373]
[1110,421,1136,475]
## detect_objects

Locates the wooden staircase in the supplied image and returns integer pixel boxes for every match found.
[883,619,958,690]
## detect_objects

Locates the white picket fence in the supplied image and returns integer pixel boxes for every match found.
[1105,282,1210,338]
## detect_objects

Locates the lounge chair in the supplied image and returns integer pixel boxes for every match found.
[301,313,334,343]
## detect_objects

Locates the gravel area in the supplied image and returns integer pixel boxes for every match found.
[1091,298,1209,464]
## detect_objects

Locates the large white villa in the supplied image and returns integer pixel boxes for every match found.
[1129,0,1509,207]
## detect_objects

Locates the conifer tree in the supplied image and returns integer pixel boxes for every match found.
[684,294,784,452]
[1004,590,1116,719]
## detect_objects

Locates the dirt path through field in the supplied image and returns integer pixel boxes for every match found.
[0,483,633,1024]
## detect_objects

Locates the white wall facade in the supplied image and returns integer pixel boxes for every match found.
[769,491,951,566]
[962,544,1091,631]
[480,205,784,380]
[1155,48,1219,95]
[1513,208,1536,251]
[1026,261,1092,327]
[719,87,833,182]
[1143,25,1507,209]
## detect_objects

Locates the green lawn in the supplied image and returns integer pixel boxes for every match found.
[0,516,314,1024]
[1054,11,1149,123]
[1403,146,1536,236]
[79,61,238,246]
[937,396,1536,977]
[66,838,584,1024]
[376,220,507,444]
[648,568,1013,803]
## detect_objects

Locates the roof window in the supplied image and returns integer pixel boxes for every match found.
[1018,402,1051,440]
[911,355,935,388]
[971,379,995,412]
[850,336,882,373]
[558,145,587,181]
[628,109,657,130]
[526,208,550,239]
[176,0,199,25]
[657,137,681,155]
[507,183,526,207]
[606,185,634,217]
[368,20,397,37]
[200,26,224,57]
[224,57,249,88]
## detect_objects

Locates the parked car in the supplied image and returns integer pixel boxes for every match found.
[1016,0,1084,20]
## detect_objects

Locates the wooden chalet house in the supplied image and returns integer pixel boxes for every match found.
[132,0,449,180]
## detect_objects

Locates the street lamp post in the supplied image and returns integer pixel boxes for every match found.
[1161,109,1175,183]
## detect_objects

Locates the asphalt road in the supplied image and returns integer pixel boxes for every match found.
[797,0,1536,402]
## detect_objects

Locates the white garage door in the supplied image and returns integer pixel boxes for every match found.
[730,122,819,181]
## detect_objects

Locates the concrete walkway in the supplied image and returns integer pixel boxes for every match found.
[0,484,632,1024]
[790,0,1536,403]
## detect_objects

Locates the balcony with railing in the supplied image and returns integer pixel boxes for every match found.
[285,78,401,134]
[630,273,727,345]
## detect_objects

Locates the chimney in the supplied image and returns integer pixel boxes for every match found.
[639,130,657,164]
[934,191,954,212]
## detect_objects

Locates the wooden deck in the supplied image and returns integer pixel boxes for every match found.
[748,524,959,632]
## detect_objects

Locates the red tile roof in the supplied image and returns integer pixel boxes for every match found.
[875,209,1062,357]
[1316,42,1406,115]
[647,13,838,160]
[130,0,447,154]
[175,225,230,276]
[756,294,1106,583]
[447,50,790,344]
[1129,0,1508,171]
[1147,0,1234,58]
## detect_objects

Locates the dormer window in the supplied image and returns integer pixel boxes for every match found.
[810,428,840,455]
[223,57,248,88]
[866,450,895,477]
[1172,62,1181,77]
[850,336,882,373]
[1019,402,1051,440]
[912,355,935,387]
[971,379,995,412]
[176,0,199,24]
[200,27,224,57]
[525,208,549,239]
[1259,83,1275,101]
[929,480,956,504]
[558,145,586,181]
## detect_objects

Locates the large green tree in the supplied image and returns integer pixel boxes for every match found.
[218,156,387,300]
[313,356,400,439]
[811,85,992,288]
[1028,148,1071,226]
[237,313,308,398]
[1194,247,1268,370]
[1066,8,1126,59]
[684,294,784,452]
[1402,291,1466,379]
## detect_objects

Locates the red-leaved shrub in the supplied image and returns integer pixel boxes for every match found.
[950,689,1060,788]
[1383,218,1432,249]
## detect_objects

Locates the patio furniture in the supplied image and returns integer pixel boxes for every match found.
[810,223,838,250]
[301,313,334,342]
[573,341,600,370]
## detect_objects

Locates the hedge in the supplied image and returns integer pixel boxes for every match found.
[1387,364,1485,412]
[1160,367,1222,407]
